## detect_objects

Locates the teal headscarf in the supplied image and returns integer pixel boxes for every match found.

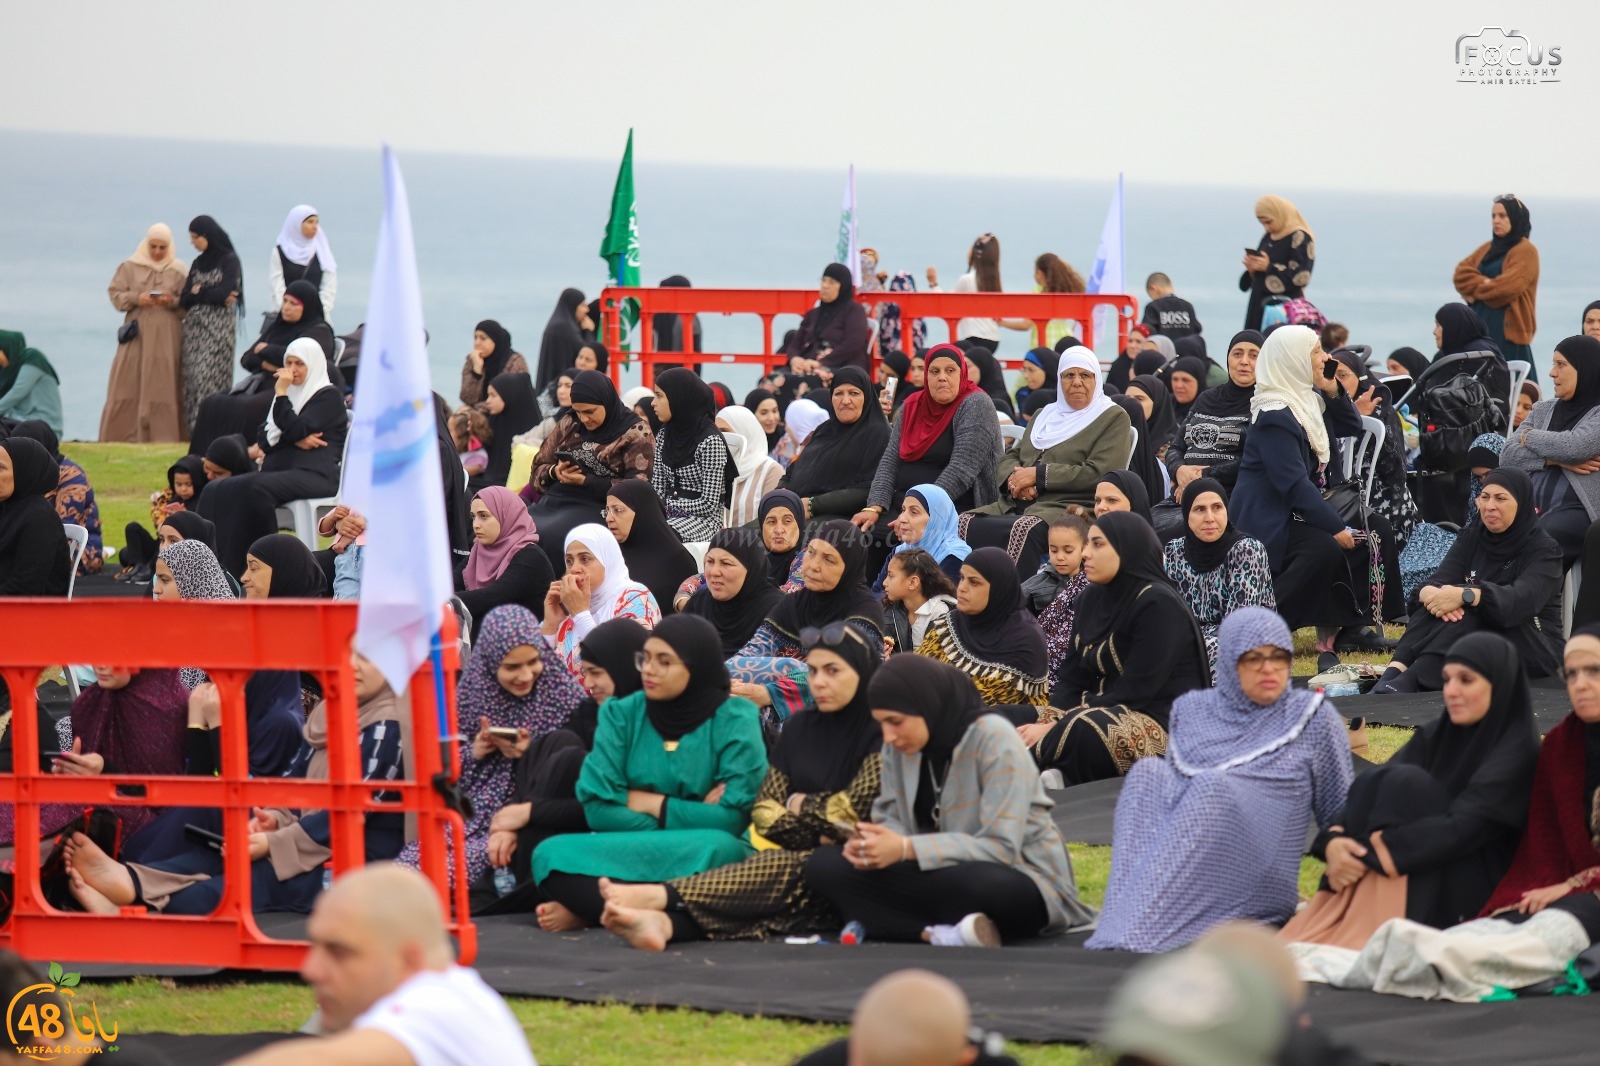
[896,483,971,564]
[0,330,59,397]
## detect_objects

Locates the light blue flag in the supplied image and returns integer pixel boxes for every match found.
[340,146,453,689]
[1086,172,1125,296]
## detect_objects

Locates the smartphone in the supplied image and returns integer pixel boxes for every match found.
[1322,358,1340,380]
[883,377,898,400]
[553,451,580,466]
[830,820,859,841]
[487,726,522,741]
[1243,248,1257,257]
[184,824,225,852]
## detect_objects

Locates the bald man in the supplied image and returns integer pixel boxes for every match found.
[795,969,1019,1066]
[226,864,534,1066]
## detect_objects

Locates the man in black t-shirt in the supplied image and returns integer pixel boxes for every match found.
[1142,272,1202,339]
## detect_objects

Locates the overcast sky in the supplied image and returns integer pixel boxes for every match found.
[6,1,1597,197]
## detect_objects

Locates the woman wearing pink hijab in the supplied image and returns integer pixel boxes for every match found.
[457,486,554,623]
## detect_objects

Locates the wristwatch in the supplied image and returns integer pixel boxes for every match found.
[1461,588,1477,607]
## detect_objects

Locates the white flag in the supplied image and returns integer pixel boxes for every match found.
[835,164,860,286]
[341,146,453,689]
[1086,173,1125,296]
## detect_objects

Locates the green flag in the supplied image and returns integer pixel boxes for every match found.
[599,129,641,353]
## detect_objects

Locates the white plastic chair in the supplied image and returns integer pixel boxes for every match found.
[1564,559,1583,639]
[276,498,341,549]
[1127,426,1139,466]
[1342,416,1387,509]
[1000,424,1024,446]
[62,524,88,697]
[1506,360,1531,440]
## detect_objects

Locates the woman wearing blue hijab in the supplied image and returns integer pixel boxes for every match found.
[871,482,970,594]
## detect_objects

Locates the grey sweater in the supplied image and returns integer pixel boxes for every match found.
[872,714,1098,933]
[868,391,1003,511]
[1500,400,1600,520]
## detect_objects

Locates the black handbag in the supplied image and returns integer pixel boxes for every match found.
[1322,481,1369,527]
[116,319,139,344]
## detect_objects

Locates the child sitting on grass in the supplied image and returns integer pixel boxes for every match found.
[116,456,208,581]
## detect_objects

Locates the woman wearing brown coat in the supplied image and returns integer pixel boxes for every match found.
[1454,194,1540,369]
[100,224,189,442]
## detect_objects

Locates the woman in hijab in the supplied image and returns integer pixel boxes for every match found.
[1433,302,1502,361]
[1167,356,1210,423]
[1240,194,1315,331]
[1375,468,1562,693]
[1501,335,1600,566]
[805,656,1096,944]
[875,483,970,592]
[1162,479,1276,674]
[240,533,328,598]
[0,331,63,436]
[604,479,697,617]
[1230,326,1374,654]
[758,488,807,590]
[179,215,244,435]
[535,289,593,392]
[858,345,1004,531]
[1385,346,1429,382]
[651,275,705,369]
[1157,330,1262,537]
[917,547,1049,707]
[534,367,578,430]
[457,486,554,623]
[878,350,924,416]
[771,396,826,469]
[6,420,101,576]
[1093,470,1153,524]
[744,388,785,452]
[200,337,348,576]
[1285,632,1539,943]
[784,264,872,375]
[1135,334,1177,377]
[268,205,337,316]
[1328,347,1418,547]
[477,372,540,491]
[717,404,784,527]
[1174,334,1225,388]
[100,223,189,443]
[542,523,661,674]
[530,614,768,932]
[398,605,586,893]
[1109,396,1168,508]
[1022,512,1209,785]
[601,622,885,949]
[201,432,253,481]
[777,366,889,525]
[959,341,1016,419]
[683,529,785,656]
[731,520,886,725]
[973,348,1131,519]
[187,279,337,455]
[1126,373,1180,459]
[459,320,528,411]
[524,369,653,565]
[622,384,662,434]
[648,368,737,545]
[1014,347,1060,411]
[1454,194,1539,367]
[1091,607,1353,953]
[153,539,238,688]
[0,437,69,596]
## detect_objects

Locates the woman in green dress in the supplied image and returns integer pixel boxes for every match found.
[597,620,885,949]
[532,614,769,931]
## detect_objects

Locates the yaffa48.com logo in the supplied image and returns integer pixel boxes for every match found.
[7,962,119,1060]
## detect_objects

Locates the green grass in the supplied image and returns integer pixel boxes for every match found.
[66,442,187,557]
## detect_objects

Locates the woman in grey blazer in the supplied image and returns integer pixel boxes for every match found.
[1499,334,1600,567]
[804,656,1096,945]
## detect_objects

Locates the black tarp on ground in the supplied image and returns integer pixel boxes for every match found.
[72,572,155,599]
[1329,682,1570,732]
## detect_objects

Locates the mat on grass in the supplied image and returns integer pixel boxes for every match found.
[1328,680,1569,732]
[71,572,155,599]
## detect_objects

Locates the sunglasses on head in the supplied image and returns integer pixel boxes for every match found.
[801,622,871,654]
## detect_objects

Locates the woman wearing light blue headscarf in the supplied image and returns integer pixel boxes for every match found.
[871,482,970,594]
[1087,606,1353,953]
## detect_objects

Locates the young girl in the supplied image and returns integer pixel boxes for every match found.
[118,456,209,580]
[1029,513,1092,690]
[880,548,957,655]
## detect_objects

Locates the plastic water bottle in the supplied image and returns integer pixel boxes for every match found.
[839,921,867,945]
[494,866,516,897]
[322,865,334,892]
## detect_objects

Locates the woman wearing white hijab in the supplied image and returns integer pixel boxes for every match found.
[972,348,1133,517]
[541,523,661,674]
[1230,325,1376,661]
[771,397,828,469]
[717,405,785,527]
[100,223,190,443]
[268,205,338,318]
[199,337,349,577]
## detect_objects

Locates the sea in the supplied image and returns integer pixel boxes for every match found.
[3,130,1598,442]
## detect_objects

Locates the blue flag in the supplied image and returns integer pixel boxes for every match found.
[341,146,453,689]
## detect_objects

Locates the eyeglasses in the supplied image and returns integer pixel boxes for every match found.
[634,650,684,672]
[1560,664,1600,683]
[1237,650,1293,669]
[800,623,871,654]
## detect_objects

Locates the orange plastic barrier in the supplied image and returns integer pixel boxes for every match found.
[0,600,474,970]
[594,287,1140,387]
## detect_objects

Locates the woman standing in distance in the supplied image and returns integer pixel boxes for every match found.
[101,224,188,443]
[1239,195,1315,331]
[1453,194,1539,370]
[179,216,243,437]
[268,206,337,318]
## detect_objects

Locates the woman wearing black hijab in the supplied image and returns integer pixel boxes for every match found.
[187,279,337,455]
[1022,511,1208,785]
[683,528,785,656]
[1108,395,1168,510]
[1434,302,1502,360]
[480,372,540,491]
[179,215,245,435]
[783,264,872,375]
[649,368,737,544]
[1161,478,1277,673]
[202,433,254,481]
[1454,194,1539,369]
[240,532,330,598]
[1093,469,1153,524]
[744,388,785,451]
[1376,469,1561,693]
[1126,374,1180,456]
[804,655,1097,943]
[757,488,806,589]
[1166,356,1210,424]
[1160,330,1262,540]
[958,340,1016,419]
[778,365,890,524]
[0,437,70,596]
[600,621,887,948]
[1385,346,1429,382]
[605,479,698,615]
[918,547,1049,707]
[1288,631,1539,939]
[535,289,593,392]
[1502,335,1600,566]
[530,614,768,932]
[1014,347,1060,412]
[460,320,526,412]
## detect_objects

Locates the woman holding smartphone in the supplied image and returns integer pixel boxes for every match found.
[100,223,189,443]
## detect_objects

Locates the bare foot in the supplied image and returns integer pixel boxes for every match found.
[67,869,119,915]
[598,877,669,911]
[62,833,135,908]
[600,901,673,951]
[535,901,588,933]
